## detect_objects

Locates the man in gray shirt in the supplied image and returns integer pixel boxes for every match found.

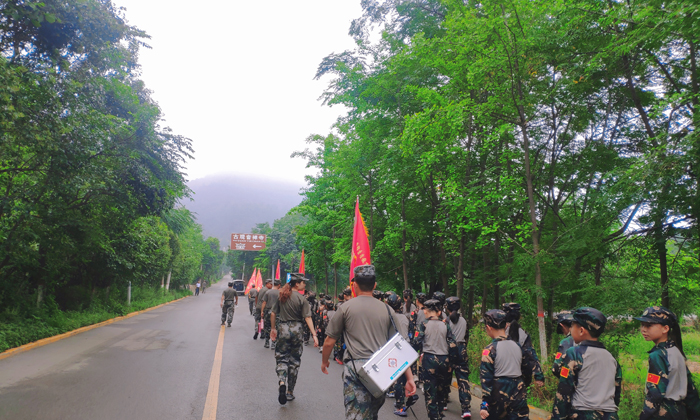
[322,265,416,420]
[254,280,272,340]
[261,280,281,349]
[248,287,258,315]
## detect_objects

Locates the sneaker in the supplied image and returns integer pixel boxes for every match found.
[227,323,231,327]
[318,348,323,353]
[278,383,287,405]
[335,358,343,365]
[386,391,395,398]
[286,393,295,401]
[271,342,276,350]
[264,342,270,348]
[253,332,258,340]
[461,412,472,419]
[394,407,408,417]
[304,340,309,345]
[221,322,225,326]
[443,406,448,411]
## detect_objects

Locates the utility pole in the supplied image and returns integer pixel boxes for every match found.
[242,262,245,280]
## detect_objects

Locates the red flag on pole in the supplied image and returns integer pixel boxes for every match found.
[275,259,280,280]
[349,198,371,293]
[299,250,305,274]
[256,269,263,289]
[244,268,256,295]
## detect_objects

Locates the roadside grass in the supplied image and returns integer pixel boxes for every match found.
[464,323,700,420]
[0,287,190,354]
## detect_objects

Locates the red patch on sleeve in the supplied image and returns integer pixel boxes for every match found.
[647,373,660,385]
[411,312,415,315]
[560,367,570,378]
[482,349,490,356]
[555,352,562,360]
[415,331,419,337]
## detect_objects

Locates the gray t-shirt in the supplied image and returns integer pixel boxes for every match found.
[572,346,619,412]
[273,292,311,322]
[262,288,279,312]
[416,307,427,326]
[422,319,449,355]
[665,345,688,401]
[395,312,409,339]
[404,303,417,320]
[494,339,523,378]
[256,287,269,308]
[222,289,237,302]
[449,316,468,343]
[248,288,258,301]
[326,295,408,360]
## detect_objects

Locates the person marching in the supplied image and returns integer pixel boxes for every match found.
[260,279,281,349]
[269,273,318,405]
[254,279,272,340]
[551,307,622,420]
[552,310,575,377]
[480,309,538,420]
[248,286,258,315]
[409,292,428,388]
[385,292,409,410]
[502,302,545,385]
[635,306,700,420]
[322,265,416,420]
[412,299,458,420]
[446,296,472,419]
[220,282,238,327]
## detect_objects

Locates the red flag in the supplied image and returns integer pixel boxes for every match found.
[349,198,371,286]
[244,269,256,295]
[256,269,263,289]
[275,259,280,280]
[299,250,305,274]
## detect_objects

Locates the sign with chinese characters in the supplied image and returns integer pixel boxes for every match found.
[230,233,267,251]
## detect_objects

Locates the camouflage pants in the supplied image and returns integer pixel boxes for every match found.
[394,367,408,407]
[263,310,271,343]
[254,310,262,334]
[488,377,528,420]
[571,410,619,420]
[221,302,234,325]
[275,321,304,393]
[423,353,451,420]
[248,299,255,315]
[453,342,472,413]
[343,358,386,420]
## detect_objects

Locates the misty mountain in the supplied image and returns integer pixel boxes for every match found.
[182,174,304,248]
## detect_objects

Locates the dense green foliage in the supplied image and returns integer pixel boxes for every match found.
[0,0,224,347]
[289,0,699,357]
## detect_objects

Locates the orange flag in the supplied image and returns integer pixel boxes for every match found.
[244,268,257,295]
[275,259,280,280]
[299,250,305,274]
[245,269,255,295]
[255,268,263,289]
[349,198,371,287]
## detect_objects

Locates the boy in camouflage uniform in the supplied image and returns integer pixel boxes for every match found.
[480,309,537,420]
[552,307,622,420]
[635,306,700,420]
[552,310,575,378]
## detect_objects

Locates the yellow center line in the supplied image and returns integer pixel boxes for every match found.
[202,325,225,420]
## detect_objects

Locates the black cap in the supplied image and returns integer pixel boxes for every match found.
[634,306,677,326]
[265,279,272,284]
[343,288,352,296]
[423,299,442,312]
[445,296,461,312]
[273,279,281,286]
[416,292,427,304]
[484,309,507,329]
[502,302,521,313]
[432,291,446,305]
[403,289,413,299]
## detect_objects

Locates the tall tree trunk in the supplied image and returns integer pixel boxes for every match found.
[440,242,448,293]
[456,235,465,300]
[401,197,410,290]
[520,122,548,361]
[653,215,670,308]
[165,269,172,290]
[493,234,501,307]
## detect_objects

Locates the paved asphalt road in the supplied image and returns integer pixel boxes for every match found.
[0,276,478,420]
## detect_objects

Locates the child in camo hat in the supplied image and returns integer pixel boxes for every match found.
[635,306,700,420]
[552,307,622,420]
[552,310,575,378]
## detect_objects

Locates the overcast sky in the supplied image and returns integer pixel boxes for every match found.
[113,0,361,184]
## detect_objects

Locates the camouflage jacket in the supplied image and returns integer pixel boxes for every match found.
[552,335,575,377]
[519,330,546,382]
[552,340,622,420]
[640,341,700,420]
[480,336,539,405]
[408,310,419,349]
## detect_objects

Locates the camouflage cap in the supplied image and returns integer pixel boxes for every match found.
[342,287,352,296]
[572,307,607,337]
[265,279,273,284]
[353,264,375,280]
[502,302,521,313]
[556,310,574,325]
[273,279,281,286]
[423,299,442,312]
[445,296,461,312]
[372,290,384,300]
[432,291,446,305]
[416,292,428,304]
[289,273,308,284]
[484,309,508,329]
[337,293,345,300]
[403,289,413,299]
[386,292,402,311]
[634,306,677,326]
